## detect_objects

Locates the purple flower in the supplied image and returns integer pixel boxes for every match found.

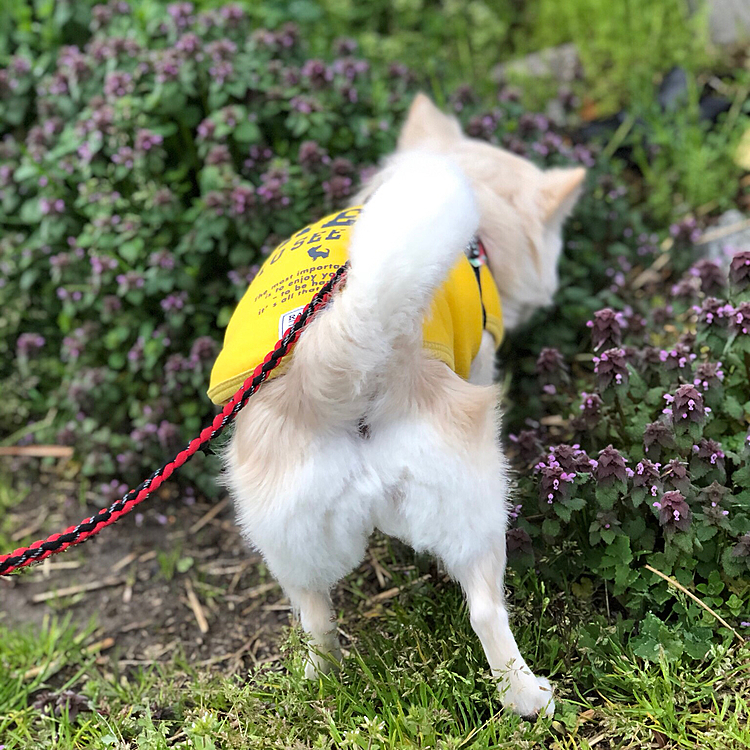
[160,291,187,312]
[506,527,533,555]
[103,295,122,315]
[643,420,675,460]
[663,458,691,494]
[594,445,628,485]
[152,49,182,83]
[104,71,134,99]
[243,144,273,171]
[290,95,321,115]
[669,215,701,244]
[334,37,358,55]
[692,438,725,468]
[17,333,45,356]
[257,167,289,207]
[204,190,228,215]
[157,420,180,448]
[219,106,239,127]
[167,2,195,30]
[205,144,231,166]
[40,198,65,215]
[671,276,700,301]
[111,146,135,168]
[508,503,523,521]
[298,140,329,171]
[190,336,217,363]
[729,250,750,292]
[731,533,750,558]
[165,353,189,374]
[667,384,706,426]
[127,336,145,364]
[331,157,354,176]
[219,3,245,23]
[659,344,696,376]
[536,347,568,385]
[79,103,115,137]
[449,84,477,112]
[535,452,577,505]
[135,129,164,152]
[197,118,216,141]
[206,38,237,62]
[228,265,258,286]
[209,59,234,85]
[116,271,145,292]
[101,479,128,502]
[153,187,174,207]
[62,327,90,361]
[148,250,175,270]
[689,259,725,297]
[175,32,202,57]
[331,57,369,81]
[508,430,544,466]
[89,254,118,279]
[700,481,730,507]
[700,481,731,525]
[58,45,91,81]
[230,184,255,216]
[388,62,415,83]
[593,348,629,390]
[731,301,750,336]
[693,361,724,392]
[465,112,498,140]
[323,175,353,202]
[633,459,662,496]
[653,490,692,532]
[576,391,603,428]
[301,59,333,88]
[594,511,621,532]
[549,444,595,473]
[696,297,734,328]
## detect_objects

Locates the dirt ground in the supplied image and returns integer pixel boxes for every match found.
[0,459,395,675]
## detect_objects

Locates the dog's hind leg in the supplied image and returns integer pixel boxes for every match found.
[368,359,554,717]
[451,553,554,717]
[287,587,342,679]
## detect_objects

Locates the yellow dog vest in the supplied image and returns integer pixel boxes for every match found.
[208,206,504,405]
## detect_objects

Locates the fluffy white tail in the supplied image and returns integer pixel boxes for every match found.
[287,153,479,420]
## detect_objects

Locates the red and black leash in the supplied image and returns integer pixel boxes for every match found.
[0,264,349,577]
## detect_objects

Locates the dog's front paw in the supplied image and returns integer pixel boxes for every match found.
[499,673,555,718]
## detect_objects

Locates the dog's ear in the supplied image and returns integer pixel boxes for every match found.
[398,93,463,150]
[540,167,586,226]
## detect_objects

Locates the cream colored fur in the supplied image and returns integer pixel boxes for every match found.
[221,94,585,718]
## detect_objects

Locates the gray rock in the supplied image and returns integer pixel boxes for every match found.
[690,0,750,46]
[494,43,582,85]
[697,209,750,270]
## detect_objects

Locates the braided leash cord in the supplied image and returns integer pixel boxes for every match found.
[0,264,349,577]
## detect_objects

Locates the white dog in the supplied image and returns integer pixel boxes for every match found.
[210,94,585,717]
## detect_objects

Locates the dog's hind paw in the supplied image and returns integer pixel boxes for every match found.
[500,674,555,718]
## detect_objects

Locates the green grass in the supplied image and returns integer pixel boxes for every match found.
[1,570,748,749]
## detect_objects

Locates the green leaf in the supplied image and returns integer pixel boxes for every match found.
[233,120,261,143]
[119,238,145,264]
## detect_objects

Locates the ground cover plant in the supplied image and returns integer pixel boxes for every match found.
[1,0,750,748]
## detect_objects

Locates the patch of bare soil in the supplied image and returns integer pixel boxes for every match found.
[0,459,414,678]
